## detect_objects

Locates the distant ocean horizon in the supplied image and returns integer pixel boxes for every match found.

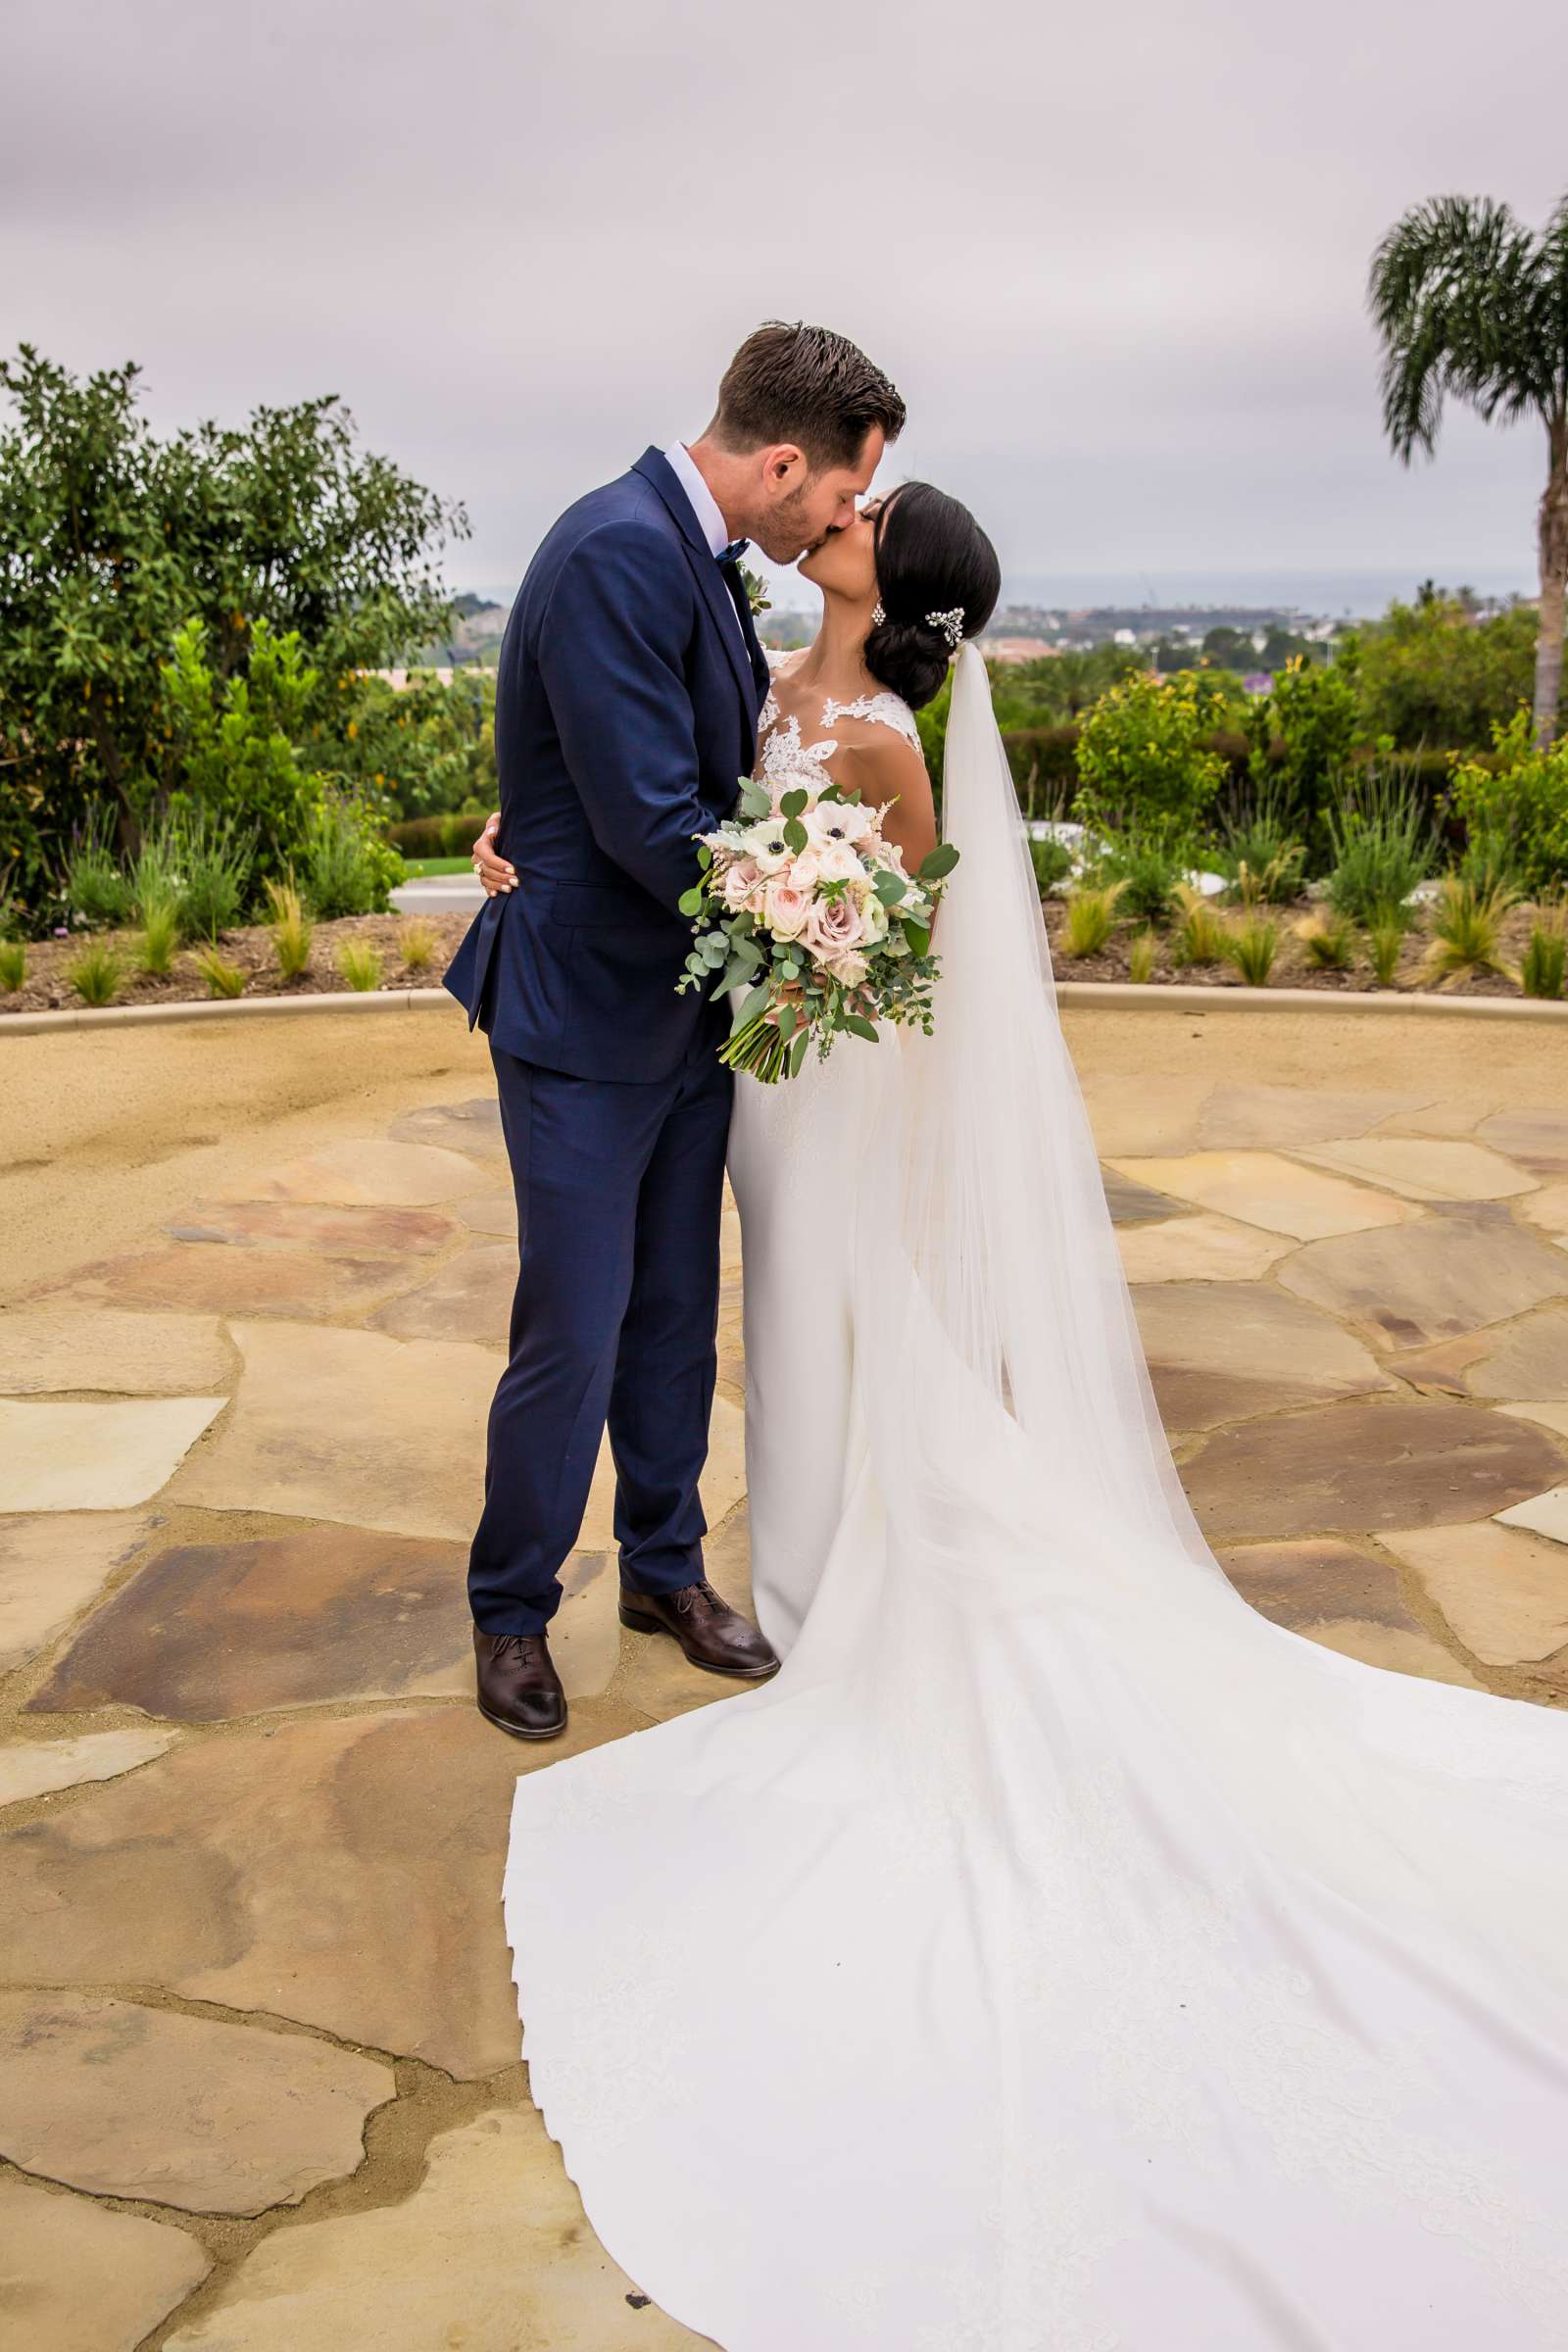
[457,563,1536,622]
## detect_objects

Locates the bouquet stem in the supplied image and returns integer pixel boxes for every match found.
[719,1009,797,1084]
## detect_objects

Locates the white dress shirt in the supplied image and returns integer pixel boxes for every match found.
[662,440,746,642]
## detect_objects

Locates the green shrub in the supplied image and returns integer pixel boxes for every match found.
[161,617,322,891]
[65,939,122,1004]
[1002,727,1082,811]
[1027,834,1074,895]
[0,939,25,991]
[1214,784,1307,904]
[1350,593,1546,752]
[1324,763,1438,926]
[303,795,404,918]
[63,810,134,929]
[1088,829,1187,926]
[1447,709,1568,897]
[172,803,251,939]
[1268,652,1359,814]
[1520,909,1566,1000]
[1074,672,1227,840]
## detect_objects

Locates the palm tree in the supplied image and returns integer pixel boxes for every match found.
[1369,192,1568,746]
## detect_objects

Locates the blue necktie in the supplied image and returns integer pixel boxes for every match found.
[716,538,750,566]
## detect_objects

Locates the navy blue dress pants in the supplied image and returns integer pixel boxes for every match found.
[467,1037,733,1636]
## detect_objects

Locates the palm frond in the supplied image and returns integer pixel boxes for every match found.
[1367,194,1552,458]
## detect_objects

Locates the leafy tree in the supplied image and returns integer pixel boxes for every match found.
[1369,191,1568,745]
[1348,594,1539,747]
[0,346,466,922]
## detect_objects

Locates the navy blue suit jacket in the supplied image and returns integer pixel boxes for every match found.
[443,448,772,1082]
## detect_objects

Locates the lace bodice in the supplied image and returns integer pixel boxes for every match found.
[757,649,921,794]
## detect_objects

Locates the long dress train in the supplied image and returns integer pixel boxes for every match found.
[503,646,1568,2350]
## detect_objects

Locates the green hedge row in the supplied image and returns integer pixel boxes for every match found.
[387,809,489,858]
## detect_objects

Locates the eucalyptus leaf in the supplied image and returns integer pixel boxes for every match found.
[678,885,705,916]
[783,816,808,855]
[842,1012,879,1043]
[736,981,771,1029]
[903,918,931,956]
[873,869,907,906]
[789,1029,809,1077]
[780,788,808,818]
[919,842,960,883]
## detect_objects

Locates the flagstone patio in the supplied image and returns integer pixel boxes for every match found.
[1,1005,1566,2350]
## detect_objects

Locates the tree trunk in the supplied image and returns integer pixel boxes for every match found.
[1535,415,1568,749]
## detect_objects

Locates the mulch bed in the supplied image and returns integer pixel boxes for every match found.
[0,911,473,1017]
[1040,894,1554,1000]
[1,898,1558,1015]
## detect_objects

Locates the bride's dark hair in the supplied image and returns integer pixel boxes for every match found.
[865,482,1002,710]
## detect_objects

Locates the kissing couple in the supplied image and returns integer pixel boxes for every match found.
[443,322,1568,2350]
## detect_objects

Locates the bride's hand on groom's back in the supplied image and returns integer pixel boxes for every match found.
[472,812,515,895]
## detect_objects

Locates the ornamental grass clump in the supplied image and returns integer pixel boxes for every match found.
[0,940,26,992]
[175,807,251,940]
[1127,930,1158,985]
[337,939,384,992]
[1060,882,1125,960]
[1419,875,1519,986]
[193,944,246,999]
[1222,914,1280,988]
[1027,835,1073,895]
[1171,885,1226,967]
[65,939,122,1005]
[264,876,314,981]
[1294,910,1356,971]
[1367,918,1406,988]
[1520,908,1566,1000]
[64,810,134,930]
[399,917,438,973]
[1216,786,1306,906]
[133,902,180,976]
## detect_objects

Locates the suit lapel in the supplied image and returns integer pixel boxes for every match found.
[632,448,761,738]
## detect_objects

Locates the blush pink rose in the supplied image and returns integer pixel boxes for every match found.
[804,891,867,963]
[720,856,763,911]
[787,848,821,891]
[762,877,813,939]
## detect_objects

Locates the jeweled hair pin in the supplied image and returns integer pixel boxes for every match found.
[926,607,965,649]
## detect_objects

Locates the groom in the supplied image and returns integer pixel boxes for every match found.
[444,321,906,1739]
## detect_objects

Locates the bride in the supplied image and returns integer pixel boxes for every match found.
[474,487,1568,2349]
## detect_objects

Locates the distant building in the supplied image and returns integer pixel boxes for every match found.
[982,637,1058,663]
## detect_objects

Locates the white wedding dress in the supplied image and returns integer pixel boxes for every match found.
[504,647,1568,2350]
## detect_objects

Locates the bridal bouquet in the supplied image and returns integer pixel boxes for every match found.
[676,774,958,1083]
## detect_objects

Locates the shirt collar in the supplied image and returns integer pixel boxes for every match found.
[662,440,730,561]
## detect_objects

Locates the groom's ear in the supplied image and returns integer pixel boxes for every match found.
[760,444,807,491]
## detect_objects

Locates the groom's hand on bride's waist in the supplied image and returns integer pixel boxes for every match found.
[472,812,515,895]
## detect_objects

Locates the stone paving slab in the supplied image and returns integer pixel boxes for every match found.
[0,1508,158,1675]
[0,1989,393,2213]
[1291,1137,1539,1202]
[1133,1282,1391,1428]
[0,1728,175,1805]
[162,2109,706,2351]
[1383,1520,1568,1672]
[1108,1151,1418,1241]
[0,1397,223,1512]
[0,1305,230,1396]
[1278,1205,1568,1348]
[0,2174,211,2352]
[0,1703,652,2079]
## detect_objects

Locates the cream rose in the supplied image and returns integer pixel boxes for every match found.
[813,839,864,885]
[787,848,821,892]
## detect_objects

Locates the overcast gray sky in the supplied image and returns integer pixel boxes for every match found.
[6,0,1566,608]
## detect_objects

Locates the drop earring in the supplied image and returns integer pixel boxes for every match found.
[871,601,886,626]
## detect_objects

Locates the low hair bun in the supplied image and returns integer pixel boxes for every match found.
[862,613,953,712]
[862,483,1002,713]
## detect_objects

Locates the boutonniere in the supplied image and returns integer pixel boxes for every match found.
[740,565,771,619]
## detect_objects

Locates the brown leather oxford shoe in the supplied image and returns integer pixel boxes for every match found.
[473,1627,567,1740]
[618,1580,780,1680]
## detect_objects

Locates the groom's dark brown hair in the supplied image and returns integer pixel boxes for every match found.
[709,321,906,471]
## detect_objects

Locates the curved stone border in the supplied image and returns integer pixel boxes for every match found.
[4,978,1568,1039]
